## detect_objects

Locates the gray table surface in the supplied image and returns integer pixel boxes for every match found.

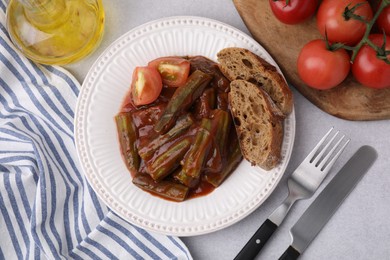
[66,1,390,259]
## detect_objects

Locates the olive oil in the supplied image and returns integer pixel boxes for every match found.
[6,0,105,65]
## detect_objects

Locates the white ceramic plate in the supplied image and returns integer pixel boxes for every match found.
[74,16,295,236]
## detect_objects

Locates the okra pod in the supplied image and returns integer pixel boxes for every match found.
[217,91,229,111]
[132,173,189,202]
[138,113,194,161]
[173,169,200,188]
[202,109,231,174]
[204,134,242,187]
[212,109,232,158]
[193,87,216,119]
[115,112,140,174]
[146,137,192,182]
[188,56,230,92]
[180,118,212,181]
[154,70,213,133]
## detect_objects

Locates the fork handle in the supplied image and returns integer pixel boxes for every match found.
[234,219,278,260]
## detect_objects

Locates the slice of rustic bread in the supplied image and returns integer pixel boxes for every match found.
[217,47,293,116]
[229,80,284,170]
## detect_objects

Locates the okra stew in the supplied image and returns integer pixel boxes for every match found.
[115,56,242,202]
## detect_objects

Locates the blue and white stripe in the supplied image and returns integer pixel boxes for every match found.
[0,1,191,259]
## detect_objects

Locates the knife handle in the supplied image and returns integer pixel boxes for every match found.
[279,246,301,260]
[234,219,278,260]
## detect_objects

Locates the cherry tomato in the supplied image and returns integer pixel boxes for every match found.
[377,3,390,35]
[131,66,163,106]
[352,34,390,89]
[316,0,373,45]
[297,39,351,89]
[148,57,190,87]
[269,0,319,25]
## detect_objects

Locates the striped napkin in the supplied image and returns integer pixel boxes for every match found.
[0,2,191,259]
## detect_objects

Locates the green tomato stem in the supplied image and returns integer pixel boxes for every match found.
[349,0,389,62]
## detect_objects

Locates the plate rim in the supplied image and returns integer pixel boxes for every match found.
[74,15,296,236]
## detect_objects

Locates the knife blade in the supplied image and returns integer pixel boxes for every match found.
[279,145,377,260]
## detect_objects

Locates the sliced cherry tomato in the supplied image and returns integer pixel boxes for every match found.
[377,2,390,35]
[316,0,373,45]
[297,39,351,89]
[131,66,163,106]
[269,0,319,25]
[148,57,190,87]
[352,34,390,89]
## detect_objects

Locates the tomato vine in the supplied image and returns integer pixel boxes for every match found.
[338,0,390,63]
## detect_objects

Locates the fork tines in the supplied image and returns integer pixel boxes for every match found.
[308,127,350,172]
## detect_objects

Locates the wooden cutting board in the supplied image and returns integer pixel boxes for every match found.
[233,0,390,121]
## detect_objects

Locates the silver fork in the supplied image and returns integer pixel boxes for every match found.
[234,127,350,260]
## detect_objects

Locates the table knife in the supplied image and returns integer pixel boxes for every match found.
[279,145,377,260]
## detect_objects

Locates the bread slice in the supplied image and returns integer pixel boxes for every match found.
[229,80,284,170]
[217,47,293,116]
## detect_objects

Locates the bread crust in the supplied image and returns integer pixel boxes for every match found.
[217,47,293,116]
[229,80,284,170]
